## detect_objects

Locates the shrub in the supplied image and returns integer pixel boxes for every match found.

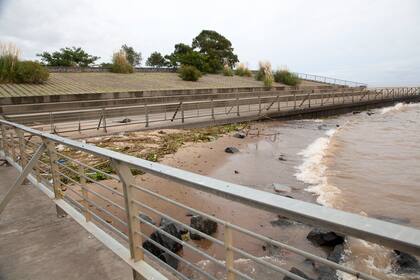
[14,61,49,84]
[111,50,134,74]
[0,43,19,83]
[223,65,234,76]
[256,61,274,87]
[37,47,99,67]
[273,70,300,86]
[235,63,252,77]
[178,65,202,81]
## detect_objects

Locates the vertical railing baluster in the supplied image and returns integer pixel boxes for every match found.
[9,129,16,162]
[293,92,296,110]
[181,102,184,123]
[145,103,149,128]
[16,129,26,168]
[43,139,66,217]
[258,93,261,115]
[224,223,235,280]
[236,93,240,117]
[112,161,143,262]
[1,124,8,157]
[211,98,215,120]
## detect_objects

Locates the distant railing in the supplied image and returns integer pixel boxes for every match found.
[6,87,420,136]
[293,72,368,88]
[0,118,420,279]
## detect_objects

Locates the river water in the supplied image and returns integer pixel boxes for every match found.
[203,102,420,279]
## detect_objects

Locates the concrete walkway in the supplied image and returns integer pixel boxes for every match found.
[0,164,131,280]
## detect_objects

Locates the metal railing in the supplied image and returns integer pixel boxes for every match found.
[1,118,420,280]
[6,87,419,136]
[293,72,368,88]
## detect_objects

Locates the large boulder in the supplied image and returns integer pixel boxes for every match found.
[273,183,292,193]
[142,221,183,269]
[393,250,420,274]
[190,215,218,240]
[307,228,344,247]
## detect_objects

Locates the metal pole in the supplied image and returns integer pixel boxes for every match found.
[224,224,235,280]
[112,161,143,262]
[9,129,16,162]
[258,94,261,115]
[49,112,54,133]
[43,138,67,218]
[145,104,149,128]
[236,93,240,117]
[102,108,107,132]
[211,99,215,120]
[0,144,46,215]
[293,92,296,110]
[16,129,26,168]
[1,124,9,157]
[181,102,184,123]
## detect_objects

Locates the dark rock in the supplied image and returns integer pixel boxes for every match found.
[234,170,239,174]
[367,111,375,116]
[273,183,292,193]
[142,223,183,264]
[225,147,239,154]
[118,118,132,123]
[160,252,179,269]
[307,228,344,247]
[317,265,338,280]
[158,130,166,134]
[262,242,280,255]
[190,215,218,240]
[233,132,246,139]
[283,267,313,280]
[160,217,188,235]
[393,250,420,274]
[352,111,361,114]
[278,154,287,161]
[336,124,340,127]
[327,244,344,263]
[139,214,155,225]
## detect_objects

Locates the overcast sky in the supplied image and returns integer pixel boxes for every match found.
[1,0,419,86]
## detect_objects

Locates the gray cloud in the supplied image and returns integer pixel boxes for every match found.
[1,0,419,86]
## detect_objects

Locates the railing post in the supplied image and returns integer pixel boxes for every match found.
[49,112,54,133]
[293,92,296,110]
[112,161,143,262]
[321,91,324,106]
[277,93,280,111]
[236,93,240,117]
[211,98,215,120]
[102,108,107,132]
[79,165,91,222]
[181,102,184,123]
[1,124,9,157]
[145,104,149,127]
[224,223,235,280]
[16,129,27,172]
[43,138,67,218]
[258,93,261,115]
[9,129,16,162]
[308,91,311,108]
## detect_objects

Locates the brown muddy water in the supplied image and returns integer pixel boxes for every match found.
[192,102,420,279]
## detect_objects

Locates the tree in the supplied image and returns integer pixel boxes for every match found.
[121,44,141,67]
[165,43,209,72]
[192,30,238,73]
[37,47,99,67]
[146,52,166,67]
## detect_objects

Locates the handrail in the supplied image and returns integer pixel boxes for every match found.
[1,110,420,279]
[293,72,368,87]
[1,118,419,254]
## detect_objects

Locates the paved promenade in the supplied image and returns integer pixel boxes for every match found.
[0,164,131,280]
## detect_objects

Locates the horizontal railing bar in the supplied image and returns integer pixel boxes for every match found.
[141,248,190,280]
[55,151,121,181]
[132,184,375,279]
[88,206,129,242]
[1,115,420,257]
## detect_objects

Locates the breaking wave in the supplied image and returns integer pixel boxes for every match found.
[294,128,341,207]
[381,102,420,114]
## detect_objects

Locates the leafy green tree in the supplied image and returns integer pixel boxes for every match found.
[146,52,166,67]
[37,47,99,67]
[121,44,141,66]
[165,43,209,72]
[192,30,239,73]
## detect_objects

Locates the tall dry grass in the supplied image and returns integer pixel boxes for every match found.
[111,50,134,74]
[257,61,274,87]
[0,43,20,83]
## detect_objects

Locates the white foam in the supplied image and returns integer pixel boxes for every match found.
[381,102,420,114]
[295,128,341,207]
